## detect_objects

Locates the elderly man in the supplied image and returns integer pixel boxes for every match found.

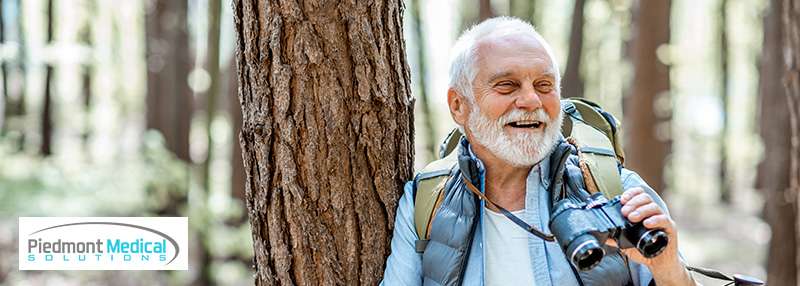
[380,17,696,286]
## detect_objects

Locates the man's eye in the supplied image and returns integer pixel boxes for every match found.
[494,82,517,94]
[535,82,553,93]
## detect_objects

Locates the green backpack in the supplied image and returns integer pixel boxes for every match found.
[413,98,626,247]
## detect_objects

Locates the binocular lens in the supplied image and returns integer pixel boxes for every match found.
[568,234,605,271]
[637,229,669,258]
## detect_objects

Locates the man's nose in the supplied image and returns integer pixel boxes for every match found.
[515,85,543,110]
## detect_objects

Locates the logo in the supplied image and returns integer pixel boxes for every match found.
[19,217,188,270]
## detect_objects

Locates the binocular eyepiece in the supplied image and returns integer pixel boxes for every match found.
[550,193,669,271]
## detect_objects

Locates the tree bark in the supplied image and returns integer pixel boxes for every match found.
[232,1,414,285]
[623,0,671,194]
[563,0,586,99]
[758,0,795,284]
[145,0,193,162]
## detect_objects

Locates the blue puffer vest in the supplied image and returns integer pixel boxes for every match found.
[418,139,634,286]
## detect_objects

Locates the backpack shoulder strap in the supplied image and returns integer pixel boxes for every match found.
[413,151,458,252]
[561,99,625,199]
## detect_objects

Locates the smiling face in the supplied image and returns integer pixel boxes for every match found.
[449,34,563,167]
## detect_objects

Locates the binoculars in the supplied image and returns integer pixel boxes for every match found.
[549,192,669,271]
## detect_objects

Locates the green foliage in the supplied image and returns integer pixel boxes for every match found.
[0,131,190,217]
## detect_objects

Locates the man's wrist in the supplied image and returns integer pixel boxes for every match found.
[649,259,696,286]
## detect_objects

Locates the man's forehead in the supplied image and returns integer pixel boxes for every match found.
[475,35,555,76]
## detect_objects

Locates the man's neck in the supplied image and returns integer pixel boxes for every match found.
[469,141,532,212]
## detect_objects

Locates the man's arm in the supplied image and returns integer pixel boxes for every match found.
[619,168,697,286]
[380,181,423,286]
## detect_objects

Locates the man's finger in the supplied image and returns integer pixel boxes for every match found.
[621,193,653,215]
[643,214,673,229]
[627,202,662,223]
[620,187,644,204]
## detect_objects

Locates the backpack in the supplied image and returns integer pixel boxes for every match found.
[412,98,626,247]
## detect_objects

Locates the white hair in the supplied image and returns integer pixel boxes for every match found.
[448,16,561,102]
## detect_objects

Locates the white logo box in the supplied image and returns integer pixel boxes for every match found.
[19,217,188,270]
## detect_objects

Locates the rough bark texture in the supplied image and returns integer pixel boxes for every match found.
[562,0,585,99]
[623,0,671,193]
[145,0,193,162]
[783,0,800,281]
[232,1,414,285]
[758,0,796,284]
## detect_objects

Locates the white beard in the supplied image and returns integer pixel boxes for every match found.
[466,105,563,167]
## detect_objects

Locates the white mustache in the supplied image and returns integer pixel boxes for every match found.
[497,108,550,126]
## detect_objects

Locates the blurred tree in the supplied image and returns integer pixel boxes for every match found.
[409,0,436,162]
[232,0,414,284]
[203,0,221,193]
[479,0,494,21]
[781,0,800,200]
[228,60,244,201]
[718,0,731,204]
[563,0,586,99]
[781,0,800,280]
[40,0,54,156]
[79,0,95,153]
[145,0,193,162]
[1,0,7,132]
[757,0,795,284]
[509,0,536,24]
[623,0,671,194]
[195,0,223,284]
[1,0,27,150]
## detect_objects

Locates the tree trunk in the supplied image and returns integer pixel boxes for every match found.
[479,0,494,21]
[232,1,414,285]
[509,0,536,24]
[563,0,586,99]
[719,0,731,203]
[203,0,222,192]
[0,0,7,134]
[623,0,671,194]
[80,0,95,154]
[3,0,26,150]
[194,0,223,284]
[40,0,55,156]
[782,0,800,281]
[145,0,193,162]
[758,0,795,284]
[409,0,436,161]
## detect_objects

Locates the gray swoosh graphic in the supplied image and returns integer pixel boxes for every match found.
[30,221,181,265]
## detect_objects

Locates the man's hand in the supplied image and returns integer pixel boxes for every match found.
[616,187,697,286]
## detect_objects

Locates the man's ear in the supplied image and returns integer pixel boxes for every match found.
[448,88,469,127]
